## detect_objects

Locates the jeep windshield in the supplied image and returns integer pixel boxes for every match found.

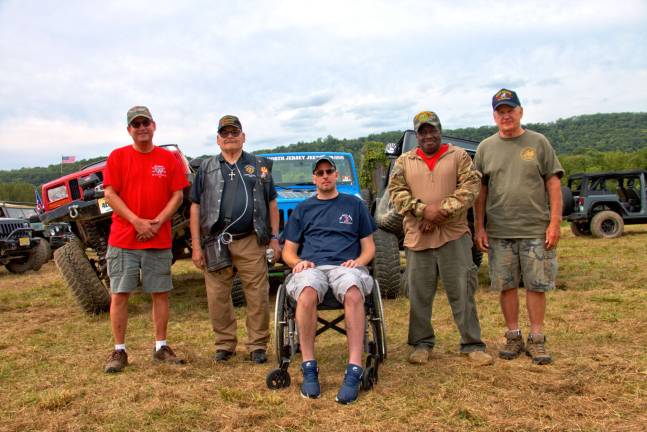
[264,154,356,187]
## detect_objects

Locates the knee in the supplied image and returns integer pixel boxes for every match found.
[111,293,129,307]
[344,286,363,307]
[297,287,318,310]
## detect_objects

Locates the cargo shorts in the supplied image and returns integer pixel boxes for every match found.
[106,245,174,294]
[285,265,373,304]
[488,238,557,292]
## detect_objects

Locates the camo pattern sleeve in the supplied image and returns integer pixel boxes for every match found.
[388,154,426,219]
[440,149,482,217]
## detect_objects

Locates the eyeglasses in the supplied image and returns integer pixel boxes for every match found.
[219,129,242,138]
[130,119,151,129]
[314,168,336,177]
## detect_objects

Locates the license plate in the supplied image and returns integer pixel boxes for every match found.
[19,237,29,246]
[98,197,113,214]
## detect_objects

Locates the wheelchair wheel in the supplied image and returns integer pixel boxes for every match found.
[274,283,288,365]
[361,364,376,391]
[266,368,291,389]
[371,281,388,361]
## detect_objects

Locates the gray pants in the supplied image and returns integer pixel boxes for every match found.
[406,234,486,353]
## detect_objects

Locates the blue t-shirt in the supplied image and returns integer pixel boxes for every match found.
[284,193,377,266]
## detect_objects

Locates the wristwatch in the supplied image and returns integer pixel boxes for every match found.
[271,234,279,240]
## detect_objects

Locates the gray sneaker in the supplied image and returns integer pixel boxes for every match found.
[104,349,128,373]
[499,330,525,360]
[526,334,552,365]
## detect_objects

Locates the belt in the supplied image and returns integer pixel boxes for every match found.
[230,231,253,240]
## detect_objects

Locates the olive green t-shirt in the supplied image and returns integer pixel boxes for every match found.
[474,129,564,238]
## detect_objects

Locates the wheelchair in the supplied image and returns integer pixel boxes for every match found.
[265,273,387,391]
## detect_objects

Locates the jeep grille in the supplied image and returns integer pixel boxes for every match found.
[0,222,26,238]
[69,179,81,200]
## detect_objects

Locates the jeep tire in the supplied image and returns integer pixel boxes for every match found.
[570,221,591,237]
[5,239,50,274]
[54,241,111,314]
[375,195,404,237]
[373,228,401,299]
[590,210,624,239]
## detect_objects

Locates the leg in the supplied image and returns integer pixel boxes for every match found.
[110,293,130,344]
[406,248,438,348]
[296,287,319,361]
[151,292,169,341]
[343,286,365,366]
[500,288,520,331]
[204,267,238,352]
[526,290,546,334]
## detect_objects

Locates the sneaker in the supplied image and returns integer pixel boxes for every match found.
[526,333,552,365]
[214,350,235,362]
[335,364,363,404]
[249,349,267,364]
[464,350,494,366]
[104,349,128,373]
[499,330,525,360]
[408,345,430,364]
[300,360,321,399]
[153,345,185,364]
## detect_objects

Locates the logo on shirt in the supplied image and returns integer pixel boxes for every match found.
[339,214,353,225]
[151,164,167,178]
[520,147,536,161]
[260,166,269,178]
[244,164,256,175]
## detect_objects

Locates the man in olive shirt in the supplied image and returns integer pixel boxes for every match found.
[474,89,564,365]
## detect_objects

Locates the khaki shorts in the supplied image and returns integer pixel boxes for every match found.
[285,265,373,304]
[107,246,173,294]
[488,238,557,292]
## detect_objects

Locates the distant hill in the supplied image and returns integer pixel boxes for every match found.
[1,112,645,190]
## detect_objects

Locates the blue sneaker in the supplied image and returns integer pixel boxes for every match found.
[335,363,363,404]
[300,360,320,399]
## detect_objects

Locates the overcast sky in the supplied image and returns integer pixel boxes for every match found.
[0,0,645,170]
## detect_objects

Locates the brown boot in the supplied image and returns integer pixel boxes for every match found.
[104,349,128,373]
[408,345,430,364]
[499,330,525,360]
[153,345,186,364]
[526,334,552,365]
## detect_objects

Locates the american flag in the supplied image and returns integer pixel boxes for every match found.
[61,155,76,164]
[34,188,45,213]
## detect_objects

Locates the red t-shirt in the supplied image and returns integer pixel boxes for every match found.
[417,144,449,171]
[103,145,189,249]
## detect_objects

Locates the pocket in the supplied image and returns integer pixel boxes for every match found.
[107,246,122,277]
[149,249,172,276]
[542,248,557,283]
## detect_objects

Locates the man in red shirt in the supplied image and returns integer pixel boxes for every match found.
[102,106,189,373]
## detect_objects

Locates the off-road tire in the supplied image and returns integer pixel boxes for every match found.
[561,186,574,216]
[232,275,245,307]
[373,228,401,299]
[590,210,624,239]
[54,241,111,314]
[570,221,591,237]
[375,195,404,236]
[5,239,50,273]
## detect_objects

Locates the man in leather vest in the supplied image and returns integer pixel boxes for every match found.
[189,115,280,364]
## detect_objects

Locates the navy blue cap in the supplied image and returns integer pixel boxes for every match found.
[492,88,521,110]
[312,156,337,173]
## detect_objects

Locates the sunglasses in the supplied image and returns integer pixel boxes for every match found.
[314,168,336,177]
[130,119,151,129]
[219,129,242,138]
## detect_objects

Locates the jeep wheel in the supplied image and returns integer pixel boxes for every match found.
[5,240,50,273]
[373,228,401,299]
[232,275,245,307]
[570,221,591,237]
[590,210,624,239]
[375,195,404,236]
[54,241,111,314]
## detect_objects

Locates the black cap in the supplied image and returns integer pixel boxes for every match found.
[492,88,521,110]
[312,156,337,173]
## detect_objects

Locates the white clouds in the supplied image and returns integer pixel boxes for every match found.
[0,0,645,169]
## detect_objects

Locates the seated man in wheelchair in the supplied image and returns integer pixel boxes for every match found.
[281,156,377,404]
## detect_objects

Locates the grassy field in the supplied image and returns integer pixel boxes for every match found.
[1,225,646,432]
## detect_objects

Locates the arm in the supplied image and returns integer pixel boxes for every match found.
[387,156,426,220]
[341,234,375,268]
[104,185,157,240]
[189,202,204,270]
[545,175,563,249]
[268,198,281,261]
[440,151,481,218]
[474,184,489,252]
[282,240,315,273]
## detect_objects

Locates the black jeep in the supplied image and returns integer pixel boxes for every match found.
[562,170,647,238]
[0,217,49,273]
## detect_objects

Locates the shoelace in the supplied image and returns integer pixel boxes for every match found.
[303,367,318,381]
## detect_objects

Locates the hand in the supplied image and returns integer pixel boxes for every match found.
[133,217,159,241]
[545,222,561,250]
[419,220,434,233]
[292,260,315,273]
[422,204,449,224]
[341,259,359,268]
[474,228,489,252]
[270,239,282,262]
[192,246,205,270]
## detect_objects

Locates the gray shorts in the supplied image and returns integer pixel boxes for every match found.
[488,238,557,293]
[106,246,173,294]
[285,265,373,304]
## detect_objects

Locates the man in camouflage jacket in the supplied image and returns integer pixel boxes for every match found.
[388,111,493,366]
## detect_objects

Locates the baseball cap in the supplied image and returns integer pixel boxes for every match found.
[492,89,521,110]
[413,111,442,132]
[126,106,153,125]
[218,115,242,132]
[311,156,337,173]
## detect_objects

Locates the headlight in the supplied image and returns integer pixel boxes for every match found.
[47,185,68,202]
[50,229,56,236]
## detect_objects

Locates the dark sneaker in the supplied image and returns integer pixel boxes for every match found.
[153,345,185,364]
[499,330,525,360]
[300,360,321,399]
[249,349,267,364]
[526,333,552,365]
[214,350,235,362]
[335,363,363,404]
[104,349,128,373]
